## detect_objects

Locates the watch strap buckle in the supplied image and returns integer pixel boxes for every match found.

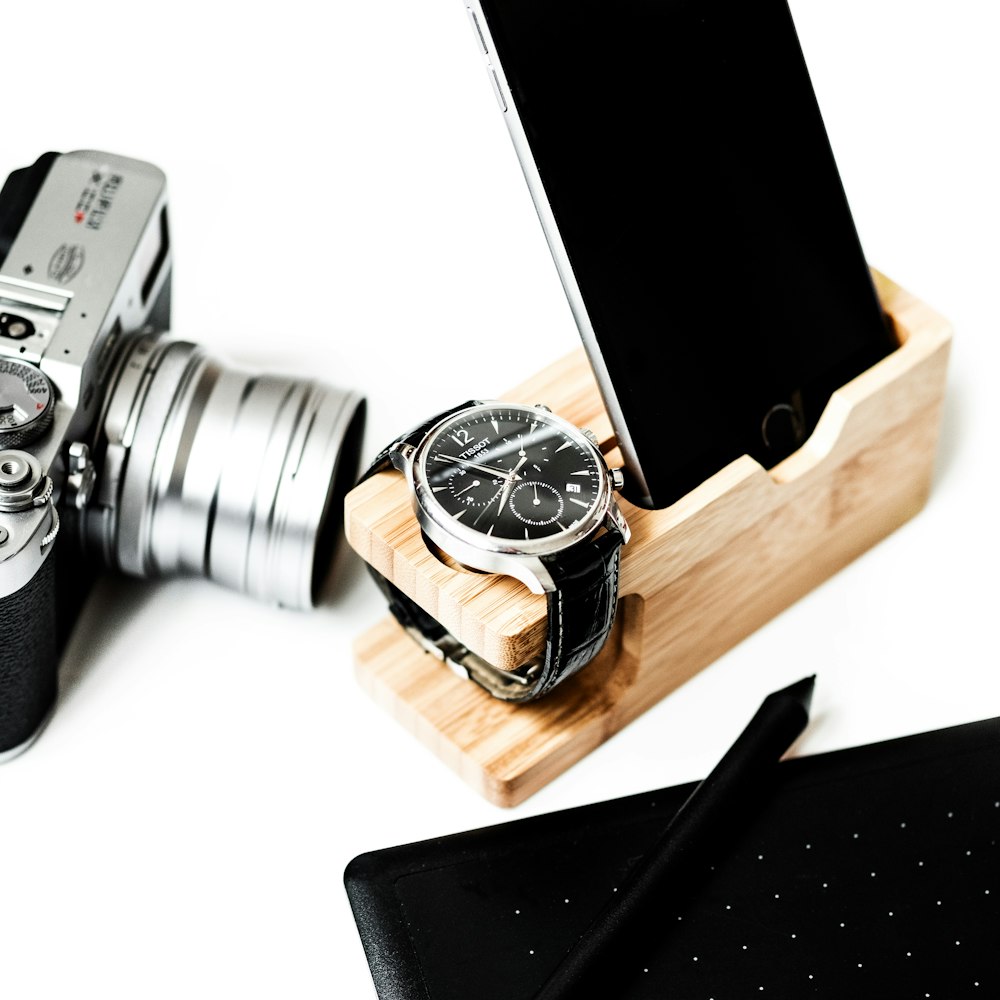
[404,623,542,696]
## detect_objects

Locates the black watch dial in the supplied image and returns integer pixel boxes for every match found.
[421,405,604,542]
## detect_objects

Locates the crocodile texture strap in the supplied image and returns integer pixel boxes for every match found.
[354,402,625,701]
[533,528,624,697]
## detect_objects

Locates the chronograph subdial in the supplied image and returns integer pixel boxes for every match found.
[445,468,504,509]
[509,480,564,528]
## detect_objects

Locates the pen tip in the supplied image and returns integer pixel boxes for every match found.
[775,674,816,715]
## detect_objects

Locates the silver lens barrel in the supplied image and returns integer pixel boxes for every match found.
[88,332,365,609]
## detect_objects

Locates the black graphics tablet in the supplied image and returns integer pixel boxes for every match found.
[345,717,1000,999]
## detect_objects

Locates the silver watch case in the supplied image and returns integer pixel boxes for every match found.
[388,401,630,595]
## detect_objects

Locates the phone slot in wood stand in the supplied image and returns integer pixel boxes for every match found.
[345,270,952,807]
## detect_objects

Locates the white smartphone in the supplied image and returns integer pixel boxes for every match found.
[461,0,897,509]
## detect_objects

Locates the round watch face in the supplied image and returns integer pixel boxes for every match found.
[416,403,606,545]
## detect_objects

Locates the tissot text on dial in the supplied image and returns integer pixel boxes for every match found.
[436,454,516,481]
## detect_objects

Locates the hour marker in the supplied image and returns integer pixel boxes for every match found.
[524,528,530,540]
[453,509,467,520]
[571,470,591,476]
[555,441,573,453]
[432,486,447,492]
[491,419,499,434]
[486,525,494,535]
[569,498,591,509]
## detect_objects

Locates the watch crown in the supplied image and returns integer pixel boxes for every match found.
[610,468,625,491]
[533,403,552,412]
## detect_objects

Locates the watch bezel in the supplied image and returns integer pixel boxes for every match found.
[409,400,615,569]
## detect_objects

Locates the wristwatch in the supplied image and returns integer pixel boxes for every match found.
[357,399,631,701]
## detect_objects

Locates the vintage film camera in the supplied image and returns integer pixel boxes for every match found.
[0,150,366,759]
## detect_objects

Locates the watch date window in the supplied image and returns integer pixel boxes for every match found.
[566,483,581,493]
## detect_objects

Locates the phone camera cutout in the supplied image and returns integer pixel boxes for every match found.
[761,403,806,454]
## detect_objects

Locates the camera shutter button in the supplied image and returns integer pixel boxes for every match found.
[0,450,49,512]
[0,452,32,488]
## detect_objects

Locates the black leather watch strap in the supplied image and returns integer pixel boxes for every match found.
[359,400,480,482]
[364,524,624,701]
[534,528,623,697]
[354,402,625,701]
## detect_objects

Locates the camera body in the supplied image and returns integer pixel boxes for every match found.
[0,150,366,758]
[0,150,170,756]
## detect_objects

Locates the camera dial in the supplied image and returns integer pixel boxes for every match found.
[0,357,54,448]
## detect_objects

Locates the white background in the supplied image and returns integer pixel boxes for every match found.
[1,2,998,997]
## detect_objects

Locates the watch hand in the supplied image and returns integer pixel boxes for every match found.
[496,455,529,515]
[532,483,540,506]
[472,486,504,526]
[452,479,481,498]
[438,454,515,480]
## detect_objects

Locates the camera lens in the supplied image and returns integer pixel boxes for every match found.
[87,332,366,609]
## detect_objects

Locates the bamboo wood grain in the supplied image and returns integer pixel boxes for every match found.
[346,269,953,806]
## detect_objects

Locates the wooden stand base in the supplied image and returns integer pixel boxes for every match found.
[346,270,952,807]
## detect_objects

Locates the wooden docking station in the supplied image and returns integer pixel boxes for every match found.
[345,270,953,807]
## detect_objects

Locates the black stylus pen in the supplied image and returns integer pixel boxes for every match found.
[532,674,816,1000]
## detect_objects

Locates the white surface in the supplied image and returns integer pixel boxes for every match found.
[1,2,997,997]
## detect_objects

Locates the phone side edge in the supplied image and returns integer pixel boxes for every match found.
[462,0,657,508]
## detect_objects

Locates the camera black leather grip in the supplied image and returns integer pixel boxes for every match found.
[0,547,58,754]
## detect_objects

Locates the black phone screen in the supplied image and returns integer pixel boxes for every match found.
[476,0,898,508]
